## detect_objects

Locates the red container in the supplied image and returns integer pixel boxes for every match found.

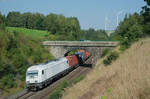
[85,51,90,60]
[79,50,90,60]
[66,55,79,67]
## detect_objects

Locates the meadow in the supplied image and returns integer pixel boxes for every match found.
[7,27,50,40]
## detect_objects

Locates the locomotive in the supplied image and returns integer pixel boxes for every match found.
[26,50,90,91]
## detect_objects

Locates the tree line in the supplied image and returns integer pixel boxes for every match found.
[0,11,109,41]
[111,0,150,50]
[6,12,80,34]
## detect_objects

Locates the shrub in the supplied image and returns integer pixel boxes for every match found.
[49,80,69,99]
[103,51,119,66]
[101,48,110,57]
[0,74,16,89]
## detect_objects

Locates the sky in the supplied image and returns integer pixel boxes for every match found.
[0,0,146,30]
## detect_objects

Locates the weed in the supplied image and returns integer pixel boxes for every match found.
[72,75,85,84]
[103,51,119,66]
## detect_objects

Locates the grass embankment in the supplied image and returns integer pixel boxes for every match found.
[62,38,150,99]
[7,27,50,40]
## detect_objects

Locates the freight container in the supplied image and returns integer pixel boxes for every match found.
[66,55,79,67]
[79,50,90,60]
[75,52,84,63]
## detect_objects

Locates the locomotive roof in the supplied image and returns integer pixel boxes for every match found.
[27,57,67,71]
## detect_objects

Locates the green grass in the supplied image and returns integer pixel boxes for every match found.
[72,75,85,84]
[7,27,50,40]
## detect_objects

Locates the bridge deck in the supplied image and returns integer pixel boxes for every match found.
[43,41,119,47]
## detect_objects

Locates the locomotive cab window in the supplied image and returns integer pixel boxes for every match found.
[42,70,44,75]
[27,70,38,76]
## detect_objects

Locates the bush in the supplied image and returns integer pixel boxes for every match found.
[101,48,110,57]
[0,74,16,89]
[49,80,69,99]
[103,51,119,66]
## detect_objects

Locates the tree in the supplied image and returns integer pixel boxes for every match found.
[65,17,81,40]
[80,28,109,41]
[0,12,4,24]
[144,0,150,6]
[115,13,143,49]
[34,13,45,30]
[42,13,59,34]
[0,12,6,30]
[141,0,150,35]
[6,12,23,27]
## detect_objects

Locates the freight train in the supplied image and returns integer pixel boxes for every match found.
[26,50,90,91]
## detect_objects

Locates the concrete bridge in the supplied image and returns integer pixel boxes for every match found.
[43,41,119,58]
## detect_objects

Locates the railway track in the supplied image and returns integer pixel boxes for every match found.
[7,55,97,99]
[16,92,35,99]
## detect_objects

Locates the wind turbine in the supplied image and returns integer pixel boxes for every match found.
[105,15,115,30]
[105,16,108,30]
[116,10,124,26]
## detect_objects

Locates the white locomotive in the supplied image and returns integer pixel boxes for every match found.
[26,57,70,90]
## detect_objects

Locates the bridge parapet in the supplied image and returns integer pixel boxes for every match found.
[43,41,119,47]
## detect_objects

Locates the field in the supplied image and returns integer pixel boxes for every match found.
[62,38,150,99]
[7,27,50,40]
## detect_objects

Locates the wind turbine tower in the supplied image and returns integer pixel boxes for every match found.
[116,10,124,26]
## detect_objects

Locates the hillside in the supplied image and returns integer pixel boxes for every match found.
[7,27,50,40]
[62,38,150,99]
[0,27,55,96]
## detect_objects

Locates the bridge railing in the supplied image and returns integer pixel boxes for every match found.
[43,41,119,47]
